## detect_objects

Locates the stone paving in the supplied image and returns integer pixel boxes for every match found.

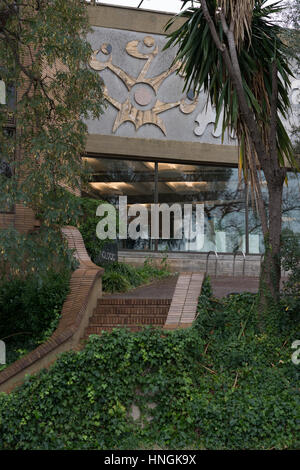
[210,276,287,298]
[211,277,260,298]
[104,275,178,299]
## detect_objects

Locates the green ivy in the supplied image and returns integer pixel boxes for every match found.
[0,285,298,450]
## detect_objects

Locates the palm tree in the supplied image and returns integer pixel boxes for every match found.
[165,0,297,310]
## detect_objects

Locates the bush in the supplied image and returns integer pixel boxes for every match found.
[76,197,118,264]
[102,259,172,293]
[0,269,71,367]
[102,271,131,294]
[105,262,144,288]
[0,225,76,367]
[0,269,70,339]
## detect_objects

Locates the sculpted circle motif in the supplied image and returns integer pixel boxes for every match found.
[134,86,153,107]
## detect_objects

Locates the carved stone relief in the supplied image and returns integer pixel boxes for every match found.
[89,36,198,135]
[194,99,236,141]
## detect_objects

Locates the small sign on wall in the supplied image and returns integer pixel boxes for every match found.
[95,241,118,266]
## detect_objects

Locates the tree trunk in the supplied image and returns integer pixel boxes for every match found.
[259,178,284,310]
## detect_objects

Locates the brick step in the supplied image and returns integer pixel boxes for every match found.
[89,315,167,326]
[84,325,152,337]
[94,306,170,315]
[98,298,172,306]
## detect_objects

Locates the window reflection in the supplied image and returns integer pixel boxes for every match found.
[86,157,247,253]
[157,164,245,253]
[85,157,300,254]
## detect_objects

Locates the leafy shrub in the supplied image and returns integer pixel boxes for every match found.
[0,269,70,339]
[200,275,213,299]
[105,262,144,288]
[76,198,111,264]
[0,269,71,367]
[142,256,169,280]
[0,328,204,450]
[102,259,172,293]
[102,271,131,293]
[0,226,76,367]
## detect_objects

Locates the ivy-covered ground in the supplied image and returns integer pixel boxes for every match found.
[0,278,298,450]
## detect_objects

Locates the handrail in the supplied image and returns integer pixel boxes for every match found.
[205,251,219,277]
[233,251,246,277]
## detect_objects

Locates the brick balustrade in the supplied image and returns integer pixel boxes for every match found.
[164,273,204,330]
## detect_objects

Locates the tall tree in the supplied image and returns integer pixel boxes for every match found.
[0,0,104,276]
[0,0,103,226]
[165,0,297,309]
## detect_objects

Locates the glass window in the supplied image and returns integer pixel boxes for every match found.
[86,157,247,253]
[85,157,299,254]
[88,1,194,14]
[156,163,246,253]
[247,177,268,255]
[282,172,300,241]
[85,157,155,249]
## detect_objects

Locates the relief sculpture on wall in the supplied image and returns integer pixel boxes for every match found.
[89,36,198,135]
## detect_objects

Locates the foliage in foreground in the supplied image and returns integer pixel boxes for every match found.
[76,197,110,264]
[0,285,298,450]
[0,227,76,368]
[0,268,71,368]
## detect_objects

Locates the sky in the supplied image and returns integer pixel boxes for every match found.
[95,0,281,14]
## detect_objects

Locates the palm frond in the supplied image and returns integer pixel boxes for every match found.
[164,0,296,182]
[217,0,255,47]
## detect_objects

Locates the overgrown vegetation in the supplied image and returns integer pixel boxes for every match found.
[0,229,76,369]
[0,274,298,450]
[76,197,109,264]
[0,268,71,369]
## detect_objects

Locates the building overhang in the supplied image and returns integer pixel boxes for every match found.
[86,134,238,166]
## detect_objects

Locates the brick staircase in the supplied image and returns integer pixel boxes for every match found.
[83,297,172,337]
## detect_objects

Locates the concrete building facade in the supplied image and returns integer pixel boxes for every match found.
[82,3,300,274]
[1,2,299,275]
